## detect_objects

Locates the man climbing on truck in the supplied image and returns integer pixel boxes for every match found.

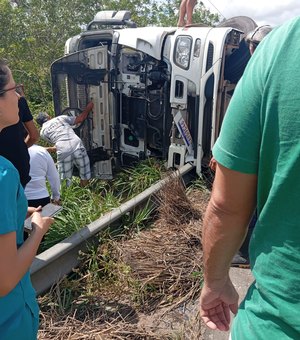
[36,102,94,187]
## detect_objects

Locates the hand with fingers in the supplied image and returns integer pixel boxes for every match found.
[26,205,42,218]
[199,277,239,331]
[51,198,62,205]
[31,211,54,238]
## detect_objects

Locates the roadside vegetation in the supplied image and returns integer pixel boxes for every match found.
[40,158,164,252]
[38,174,210,339]
[0,1,218,337]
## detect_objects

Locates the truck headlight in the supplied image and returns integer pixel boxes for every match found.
[174,36,192,70]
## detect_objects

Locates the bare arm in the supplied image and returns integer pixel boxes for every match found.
[23,120,39,147]
[74,102,94,125]
[200,163,257,331]
[45,150,60,201]
[26,205,42,218]
[0,212,53,296]
[203,163,257,281]
[45,146,57,153]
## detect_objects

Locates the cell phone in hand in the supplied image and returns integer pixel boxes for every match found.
[24,203,63,231]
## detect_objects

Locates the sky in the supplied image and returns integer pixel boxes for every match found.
[202,0,300,27]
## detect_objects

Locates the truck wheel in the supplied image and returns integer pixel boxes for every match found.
[217,16,257,35]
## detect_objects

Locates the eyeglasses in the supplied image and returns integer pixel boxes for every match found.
[0,84,24,96]
[246,25,272,46]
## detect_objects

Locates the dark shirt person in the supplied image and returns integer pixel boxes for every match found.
[0,92,39,187]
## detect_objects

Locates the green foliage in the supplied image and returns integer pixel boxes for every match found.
[41,179,109,251]
[95,0,154,27]
[120,200,156,235]
[193,1,219,26]
[2,0,103,104]
[0,0,218,111]
[191,270,203,281]
[39,272,83,314]
[112,158,164,198]
[150,0,219,27]
[41,159,163,252]
[187,175,208,192]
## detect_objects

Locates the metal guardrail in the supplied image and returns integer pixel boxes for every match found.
[30,163,195,295]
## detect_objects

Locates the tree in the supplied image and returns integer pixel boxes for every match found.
[0,0,218,109]
[149,0,219,27]
[1,0,101,104]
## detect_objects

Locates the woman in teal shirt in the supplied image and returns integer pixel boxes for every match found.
[0,60,53,339]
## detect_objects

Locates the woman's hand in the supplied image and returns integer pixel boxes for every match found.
[30,212,54,238]
[51,198,61,205]
[26,205,42,218]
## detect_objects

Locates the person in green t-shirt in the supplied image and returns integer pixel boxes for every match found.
[199,17,300,339]
[209,25,273,268]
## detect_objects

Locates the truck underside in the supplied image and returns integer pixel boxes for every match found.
[51,11,257,179]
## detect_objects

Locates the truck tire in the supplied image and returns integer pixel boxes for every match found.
[217,16,257,35]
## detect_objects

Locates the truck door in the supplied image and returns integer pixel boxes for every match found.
[51,46,114,179]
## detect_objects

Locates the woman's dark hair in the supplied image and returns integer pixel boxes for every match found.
[0,59,10,97]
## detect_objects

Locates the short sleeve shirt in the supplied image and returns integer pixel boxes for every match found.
[0,156,39,338]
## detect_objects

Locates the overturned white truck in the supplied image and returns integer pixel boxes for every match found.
[51,11,257,179]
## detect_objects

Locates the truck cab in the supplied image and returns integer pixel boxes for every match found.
[51,11,256,179]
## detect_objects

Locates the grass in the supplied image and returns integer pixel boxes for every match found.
[41,158,164,252]
[112,158,164,198]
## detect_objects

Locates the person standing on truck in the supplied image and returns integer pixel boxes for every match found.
[199,17,300,338]
[0,83,39,187]
[0,59,53,340]
[36,102,94,187]
[177,0,197,27]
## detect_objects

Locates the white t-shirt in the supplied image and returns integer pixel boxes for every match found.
[25,145,60,201]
